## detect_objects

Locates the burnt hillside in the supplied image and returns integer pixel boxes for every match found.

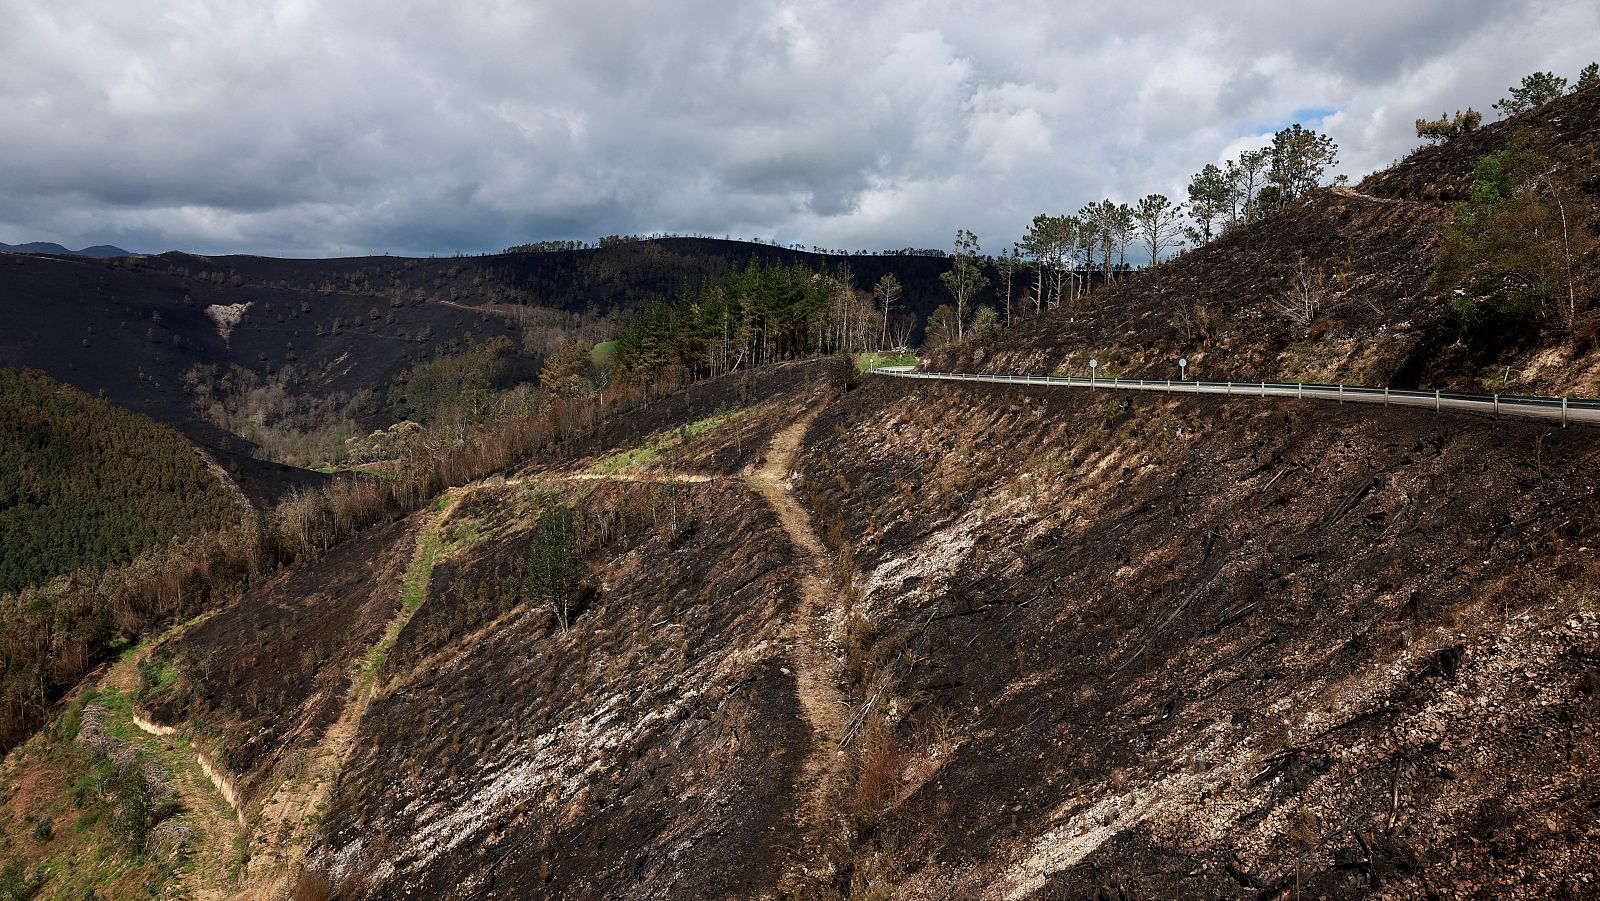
[2,351,1598,898]
[792,376,1600,898]
[928,83,1600,399]
[0,238,975,458]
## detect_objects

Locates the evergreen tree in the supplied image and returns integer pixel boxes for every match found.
[1133,193,1185,265]
[1415,109,1483,144]
[1575,62,1599,91]
[1267,124,1339,206]
[1494,71,1568,116]
[1186,164,1231,244]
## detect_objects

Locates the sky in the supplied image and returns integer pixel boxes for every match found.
[1,0,1596,258]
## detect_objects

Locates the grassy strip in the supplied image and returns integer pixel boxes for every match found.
[857,351,918,371]
[361,499,451,680]
[589,409,745,474]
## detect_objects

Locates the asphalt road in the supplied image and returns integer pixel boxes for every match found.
[870,367,1600,427]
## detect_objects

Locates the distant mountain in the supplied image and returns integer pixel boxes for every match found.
[0,241,135,258]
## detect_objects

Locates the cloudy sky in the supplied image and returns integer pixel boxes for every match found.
[2,1,1596,258]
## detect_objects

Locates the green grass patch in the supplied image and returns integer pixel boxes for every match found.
[440,516,490,555]
[591,340,618,368]
[399,526,441,612]
[362,502,450,679]
[589,409,744,474]
[857,351,918,371]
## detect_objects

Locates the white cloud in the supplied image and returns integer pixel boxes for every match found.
[0,0,1595,256]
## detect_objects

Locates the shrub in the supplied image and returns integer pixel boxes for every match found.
[527,501,583,630]
[1431,147,1593,329]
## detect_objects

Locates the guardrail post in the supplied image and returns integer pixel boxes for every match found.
[1339,384,1344,404]
[1494,394,1499,418]
[1383,386,1389,406]
[1434,389,1440,413]
[1563,395,1569,427]
[1226,381,1232,395]
[1297,382,1303,400]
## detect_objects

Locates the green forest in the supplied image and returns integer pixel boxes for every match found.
[0,369,246,596]
[611,258,881,380]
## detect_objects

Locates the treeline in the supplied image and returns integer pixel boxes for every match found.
[0,369,245,596]
[0,363,700,756]
[507,233,949,259]
[610,258,887,380]
[914,121,1343,347]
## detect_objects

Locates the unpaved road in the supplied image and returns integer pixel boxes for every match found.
[745,406,853,888]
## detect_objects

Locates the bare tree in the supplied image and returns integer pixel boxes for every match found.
[1272,259,1331,336]
[995,247,1019,325]
[939,229,987,340]
[874,273,902,349]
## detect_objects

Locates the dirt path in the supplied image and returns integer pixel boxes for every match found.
[1330,184,1415,205]
[237,490,466,899]
[507,470,720,486]
[111,628,241,901]
[744,405,853,886]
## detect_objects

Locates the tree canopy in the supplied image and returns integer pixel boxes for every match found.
[0,369,246,596]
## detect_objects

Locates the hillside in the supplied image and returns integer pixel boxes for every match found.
[4,81,1600,901]
[0,319,1594,899]
[0,368,248,596]
[927,83,1600,399]
[0,238,980,469]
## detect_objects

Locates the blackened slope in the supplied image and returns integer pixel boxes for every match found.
[138,519,413,804]
[1359,80,1600,202]
[931,83,1600,398]
[795,376,1600,897]
[0,253,516,445]
[150,238,975,329]
[315,480,807,899]
[0,368,246,595]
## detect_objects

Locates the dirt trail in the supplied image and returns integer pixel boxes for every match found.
[745,405,852,886]
[112,633,241,901]
[1330,184,1416,205]
[237,491,466,899]
[507,470,720,486]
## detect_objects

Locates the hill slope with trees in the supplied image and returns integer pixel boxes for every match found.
[928,81,1600,399]
[0,368,247,597]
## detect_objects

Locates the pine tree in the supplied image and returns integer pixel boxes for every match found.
[1494,71,1568,116]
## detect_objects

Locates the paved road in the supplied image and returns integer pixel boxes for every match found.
[870,367,1600,427]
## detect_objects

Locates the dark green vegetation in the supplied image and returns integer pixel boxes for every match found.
[0,369,244,596]
[1432,146,1594,329]
[612,258,883,380]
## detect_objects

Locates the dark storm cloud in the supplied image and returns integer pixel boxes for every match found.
[0,0,1595,257]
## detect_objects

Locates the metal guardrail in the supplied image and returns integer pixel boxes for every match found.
[868,367,1600,427]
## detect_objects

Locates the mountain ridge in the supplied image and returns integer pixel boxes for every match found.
[0,241,135,258]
